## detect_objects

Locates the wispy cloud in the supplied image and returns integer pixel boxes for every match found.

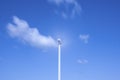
[48,0,63,5]
[48,0,77,5]
[61,12,68,19]
[79,34,90,44]
[77,59,88,64]
[48,0,81,18]
[7,16,57,48]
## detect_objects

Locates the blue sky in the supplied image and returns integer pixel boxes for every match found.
[0,0,120,80]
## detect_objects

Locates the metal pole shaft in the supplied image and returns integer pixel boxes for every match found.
[58,44,61,80]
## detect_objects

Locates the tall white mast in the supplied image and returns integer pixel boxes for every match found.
[57,39,62,80]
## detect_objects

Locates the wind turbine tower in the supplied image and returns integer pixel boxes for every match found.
[57,38,62,80]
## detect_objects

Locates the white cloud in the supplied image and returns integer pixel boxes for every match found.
[77,59,88,64]
[79,34,90,44]
[7,16,57,48]
[48,0,81,18]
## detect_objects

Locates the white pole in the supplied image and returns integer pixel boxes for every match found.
[58,44,61,80]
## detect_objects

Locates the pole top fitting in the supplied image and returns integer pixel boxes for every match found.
[57,38,62,45]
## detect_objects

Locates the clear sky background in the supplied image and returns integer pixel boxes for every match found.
[0,0,120,80]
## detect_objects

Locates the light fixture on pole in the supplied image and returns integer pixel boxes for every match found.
[57,38,62,80]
